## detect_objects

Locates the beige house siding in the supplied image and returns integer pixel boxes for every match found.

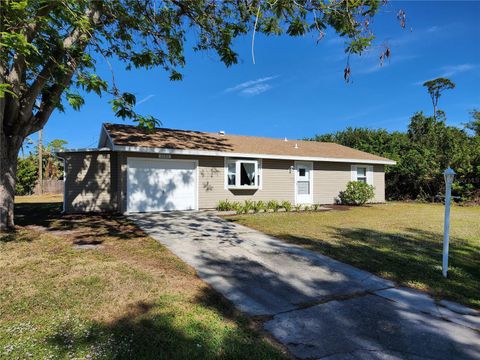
[313,163,385,204]
[63,151,386,213]
[116,153,295,211]
[373,164,386,202]
[313,162,351,204]
[63,151,117,213]
[196,157,295,208]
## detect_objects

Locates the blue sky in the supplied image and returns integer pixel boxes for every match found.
[39,1,480,149]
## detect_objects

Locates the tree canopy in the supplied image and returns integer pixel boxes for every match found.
[16,138,67,195]
[1,0,403,229]
[1,0,388,133]
[465,109,480,136]
[311,113,480,202]
[423,77,456,118]
[312,77,479,202]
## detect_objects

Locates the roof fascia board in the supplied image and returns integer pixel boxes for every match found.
[56,147,112,154]
[113,145,397,165]
[98,124,115,149]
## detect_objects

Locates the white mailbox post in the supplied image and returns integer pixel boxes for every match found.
[442,167,456,278]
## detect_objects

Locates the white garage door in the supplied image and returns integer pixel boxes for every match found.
[127,158,197,212]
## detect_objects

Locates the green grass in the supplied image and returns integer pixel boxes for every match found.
[0,197,287,360]
[230,202,480,309]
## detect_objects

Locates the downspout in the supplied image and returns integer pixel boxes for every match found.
[56,154,66,213]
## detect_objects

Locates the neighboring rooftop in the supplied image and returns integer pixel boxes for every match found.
[101,123,395,164]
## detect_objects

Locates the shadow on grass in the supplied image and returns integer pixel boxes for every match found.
[277,226,480,308]
[7,202,145,243]
[43,248,480,360]
[46,288,285,360]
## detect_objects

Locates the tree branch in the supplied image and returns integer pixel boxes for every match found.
[27,69,75,136]
[5,1,57,93]
[17,2,104,135]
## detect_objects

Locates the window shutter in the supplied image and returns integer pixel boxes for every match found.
[351,165,357,181]
[258,159,263,189]
[367,165,374,185]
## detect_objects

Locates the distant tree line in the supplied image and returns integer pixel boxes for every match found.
[312,78,479,202]
[312,110,480,202]
[16,139,67,195]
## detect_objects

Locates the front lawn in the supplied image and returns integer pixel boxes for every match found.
[0,196,287,360]
[230,202,480,309]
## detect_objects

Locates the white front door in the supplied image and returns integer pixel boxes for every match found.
[127,158,197,212]
[295,161,313,205]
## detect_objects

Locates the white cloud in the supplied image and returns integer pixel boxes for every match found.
[224,75,278,96]
[240,83,272,96]
[414,63,479,85]
[137,94,155,105]
[427,26,439,33]
[439,64,477,77]
[412,79,426,86]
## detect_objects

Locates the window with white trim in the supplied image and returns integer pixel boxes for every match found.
[351,164,373,185]
[356,166,367,183]
[225,159,260,188]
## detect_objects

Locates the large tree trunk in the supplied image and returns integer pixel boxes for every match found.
[0,128,21,231]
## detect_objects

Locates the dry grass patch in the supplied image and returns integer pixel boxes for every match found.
[231,202,480,309]
[15,193,63,203]
[0,199,287,359]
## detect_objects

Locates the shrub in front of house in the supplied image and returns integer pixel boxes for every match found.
[281,200,292,212]
[216,200,324,213]
[216,200,231,211]
[216,199,242,212]
[252,201,265,213]
[242,200,255,214]
[267,200,281,212]
[338,181,375,205]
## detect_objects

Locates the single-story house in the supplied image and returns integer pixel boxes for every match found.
[58,123,396,213]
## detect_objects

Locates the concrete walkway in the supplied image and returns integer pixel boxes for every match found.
[130,212,480,360]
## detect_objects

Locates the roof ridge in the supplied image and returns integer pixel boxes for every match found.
[104,122,311,143]
[102,122,394,163]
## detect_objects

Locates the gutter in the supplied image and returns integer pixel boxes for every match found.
[112,145,397,166]
[56,155,66,214]
[55,146,396,166]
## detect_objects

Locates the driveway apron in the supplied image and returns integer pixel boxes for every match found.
[130,212,480,360]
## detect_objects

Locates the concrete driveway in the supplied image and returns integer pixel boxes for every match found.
[130,212,480,360]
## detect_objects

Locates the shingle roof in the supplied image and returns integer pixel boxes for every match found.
[103,123,394,164]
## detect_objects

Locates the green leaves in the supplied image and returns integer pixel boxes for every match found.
[65,93,85,111]
[15,156,38,195]
[76,74,108,96]
[261,17,283,35]
[0,84,16,98]
[422,78,456,114]
[339,181,376,206]
[169,70,183,81]
[110,93,137,120]
[286,17,308,36]
[10,0,28,12]
[110,93,160,129]
[1,0,391,143]
[135,115,160,130]
[217,47,238,67]
[346,35,375,54]
[313,112,479,202]
[465,110,480,136]
[0,31,39,56]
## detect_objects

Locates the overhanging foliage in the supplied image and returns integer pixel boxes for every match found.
[312,112,480,202]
